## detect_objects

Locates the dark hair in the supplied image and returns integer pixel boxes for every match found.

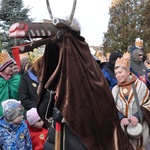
[109,52,122,63]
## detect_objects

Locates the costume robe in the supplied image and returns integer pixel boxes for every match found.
[112,74,150,149]
[37,30,134,150]
[0,74,21,116]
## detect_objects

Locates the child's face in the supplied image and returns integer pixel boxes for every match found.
[115,67,130,83]
[33,119,44,129]
[12,114,24,125]
[13,64,19,74]
[1,64,14,76]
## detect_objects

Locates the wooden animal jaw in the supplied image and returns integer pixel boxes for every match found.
[9,0,78,53]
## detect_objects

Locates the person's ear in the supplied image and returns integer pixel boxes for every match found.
[127,70,130,75]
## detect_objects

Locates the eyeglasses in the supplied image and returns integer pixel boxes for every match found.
[139,54,143,56]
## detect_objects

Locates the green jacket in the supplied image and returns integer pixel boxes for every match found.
[0,74,21,116]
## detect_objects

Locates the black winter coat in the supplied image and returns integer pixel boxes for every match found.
[18,70,39,112]
[44,124,87,150]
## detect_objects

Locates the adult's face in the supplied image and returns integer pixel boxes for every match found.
[115,67,130,84]
[138,52,143,62]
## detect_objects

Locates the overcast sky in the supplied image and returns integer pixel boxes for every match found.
[23,0,112,46]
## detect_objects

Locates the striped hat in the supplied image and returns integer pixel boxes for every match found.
[0,50,14,71]
[26,108,41,126]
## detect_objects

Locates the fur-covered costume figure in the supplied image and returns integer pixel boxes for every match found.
[8,13,133,150]
[37,29,133,149]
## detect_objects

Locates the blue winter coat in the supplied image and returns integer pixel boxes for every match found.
[102,64,117,90]
[0,117,32,150]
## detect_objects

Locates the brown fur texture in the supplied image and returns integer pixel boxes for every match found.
[141,106,150,134]
[38,30,133,150]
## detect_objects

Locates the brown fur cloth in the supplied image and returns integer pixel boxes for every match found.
[38,30,133,150]
[141,106,150,134]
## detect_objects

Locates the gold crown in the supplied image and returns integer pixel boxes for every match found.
[28,48,44,64]
[123,52,131,60]
[135,38,143,47]
[115,57,130,70]
[146,52,150,59]
[94,51,106,62]
[0,50,13,68]
[94,50,102,58]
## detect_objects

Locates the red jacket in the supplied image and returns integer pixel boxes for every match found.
[28,125,48,150]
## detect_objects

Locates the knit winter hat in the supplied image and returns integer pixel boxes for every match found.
[0,50,14,71]
[26,108,41,126]
[2,99,24,122]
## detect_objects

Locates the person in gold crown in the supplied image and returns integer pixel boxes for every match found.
[18,49,44,118]
[112,56,150,150]
[0,50,21,117]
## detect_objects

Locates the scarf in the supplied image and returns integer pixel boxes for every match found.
[0,72,11,80]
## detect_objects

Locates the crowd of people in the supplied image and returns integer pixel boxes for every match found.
[96,38,150,150]
[0,37,150,150]
[0,49,48,149]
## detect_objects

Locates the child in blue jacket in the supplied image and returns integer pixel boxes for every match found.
[0,99,32,150]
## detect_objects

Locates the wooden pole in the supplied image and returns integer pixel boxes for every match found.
[55,122,61,150]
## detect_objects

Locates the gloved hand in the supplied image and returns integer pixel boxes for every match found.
[52,107,63,122]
